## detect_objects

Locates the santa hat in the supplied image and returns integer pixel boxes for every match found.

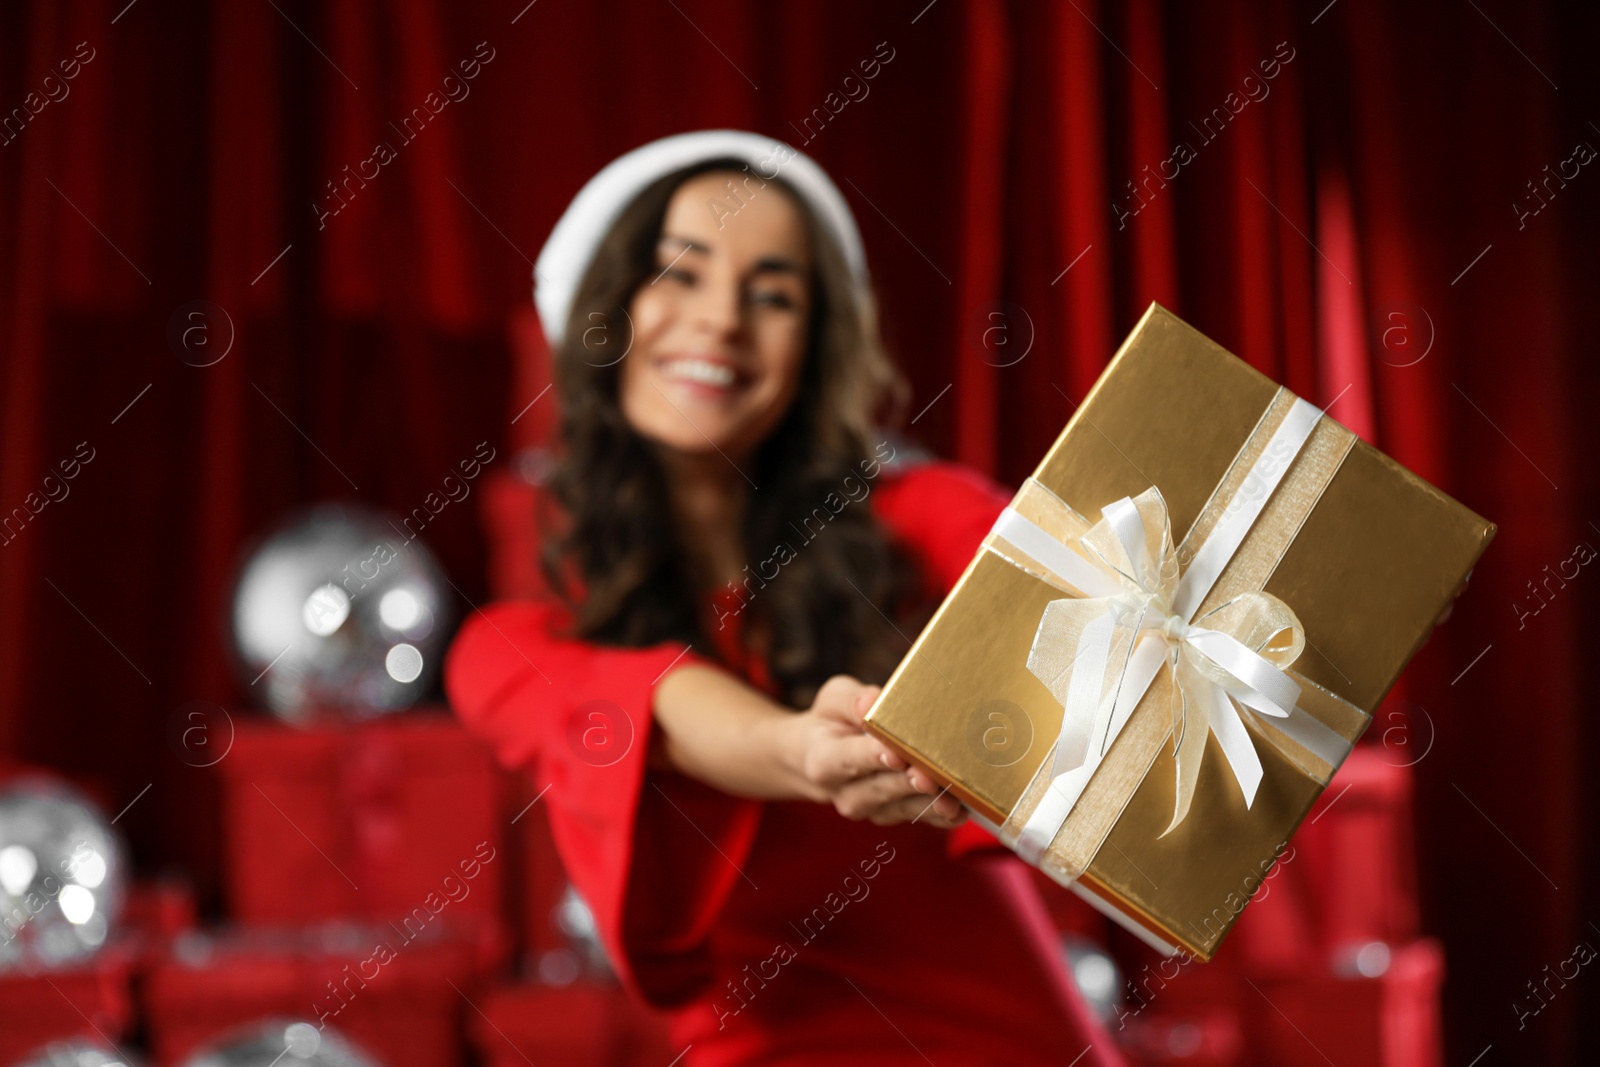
[533,129,869,348]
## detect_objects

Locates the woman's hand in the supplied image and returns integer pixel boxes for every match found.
[652,663,964,826]
[784,675,966,829]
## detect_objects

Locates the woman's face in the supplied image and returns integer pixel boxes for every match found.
[618,170,813,462]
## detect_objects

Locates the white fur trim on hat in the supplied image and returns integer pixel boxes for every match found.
[533,129,868,348]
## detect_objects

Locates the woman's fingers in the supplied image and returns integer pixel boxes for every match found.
[834,733,893,782]
[803,730,891,792]
[833,770,966,826]
[834,769,919,813]
[918,788,964,823]
[813,675,869,719]
[852,684,882,723]
[801,676,966,828]
[874,790,965,828]
[906,765,953,795]
[904,801,967,829]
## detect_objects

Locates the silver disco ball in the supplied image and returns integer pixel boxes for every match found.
[180,1020,384,1067]
[230,503,452,722]
[0,778,124,970]
[12,1041,143,1067]
[536,883,615,985]
[1062,934,1124,1026]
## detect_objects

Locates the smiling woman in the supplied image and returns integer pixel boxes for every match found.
[445,130,1122,1066]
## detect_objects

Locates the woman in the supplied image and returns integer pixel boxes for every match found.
[444,130,1122,1065]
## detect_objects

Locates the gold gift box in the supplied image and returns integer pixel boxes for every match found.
[864,303,1494,960]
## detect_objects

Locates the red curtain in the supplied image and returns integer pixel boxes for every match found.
[1,1,1593,1062]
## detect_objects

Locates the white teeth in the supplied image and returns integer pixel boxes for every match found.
[661,358,737,388]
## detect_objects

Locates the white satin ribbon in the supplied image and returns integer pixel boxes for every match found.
[997,397,1352,866]
[1173,396,1324,621]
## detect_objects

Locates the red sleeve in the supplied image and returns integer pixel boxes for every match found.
[870,460,1020,860]
[443,601,763,1006]
[870,460,1013,598]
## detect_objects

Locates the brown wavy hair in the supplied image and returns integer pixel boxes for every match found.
[538,157,931,707]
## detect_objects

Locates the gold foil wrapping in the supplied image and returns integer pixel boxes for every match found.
[864,304,1495,959]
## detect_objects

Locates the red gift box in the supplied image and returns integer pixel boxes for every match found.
[465,982,676,1067]
[0,946,136,1065]
[214,712,510,927]
[144,921,486,1067]
[1106,941,1248,1067]
[1217,744,1419,974]
[1112,938,1441,1067]
[1118,1008,1245,1067]
[1250,939,1443,1067]
[1110,937,1247,1032]
[1292,743,1420,950]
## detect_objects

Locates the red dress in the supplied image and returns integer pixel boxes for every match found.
[444,460,1124,1066]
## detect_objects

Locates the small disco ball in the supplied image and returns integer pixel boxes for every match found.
[0,778,124,970]
[1062,934,1124,1026]
[179,1020,385,1067]
[230,503,452,723]
[536,883,616,985]
[12,1041,142,1067]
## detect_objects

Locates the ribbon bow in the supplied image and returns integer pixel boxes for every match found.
[1020,487,1307,835]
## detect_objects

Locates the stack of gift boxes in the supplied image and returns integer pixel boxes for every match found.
[0,765,197,1066]
[168,713,675,1067]
[142,714,512,1067]
[2,715,672,1067]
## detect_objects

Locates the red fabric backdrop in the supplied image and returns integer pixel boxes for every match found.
[1,1,1594,1062]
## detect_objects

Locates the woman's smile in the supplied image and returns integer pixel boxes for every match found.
[653,352,753,400]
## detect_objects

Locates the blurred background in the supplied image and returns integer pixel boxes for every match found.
[0,0,1596,1064]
